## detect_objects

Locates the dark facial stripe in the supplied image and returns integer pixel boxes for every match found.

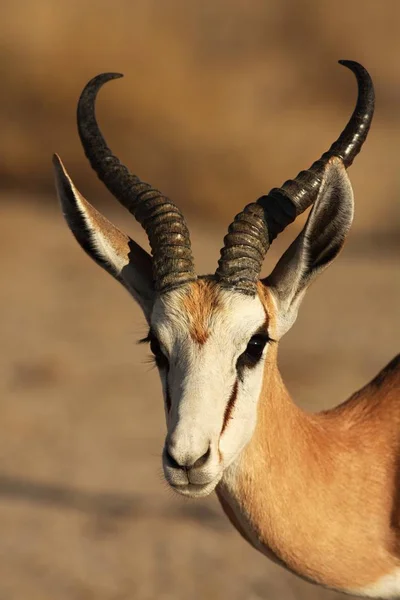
[221,379,238,435]
[166,385,172,413]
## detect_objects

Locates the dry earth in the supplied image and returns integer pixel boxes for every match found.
[0,196,398,600]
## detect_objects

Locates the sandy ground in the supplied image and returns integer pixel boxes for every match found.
[0,197,398,600]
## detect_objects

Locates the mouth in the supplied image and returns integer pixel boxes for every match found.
[169,475,222,498]
[161,443,223,498]
[162,456,223,498]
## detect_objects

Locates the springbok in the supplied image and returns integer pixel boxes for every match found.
[53,61,399,598]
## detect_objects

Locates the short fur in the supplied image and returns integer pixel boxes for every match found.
[181,279,222,344]
[218,288,400,595]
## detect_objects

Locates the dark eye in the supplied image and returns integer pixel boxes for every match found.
[245,334,268,361]
[149,336,168,369]
[237,334,269,374]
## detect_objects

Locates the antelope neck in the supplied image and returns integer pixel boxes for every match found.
[217,350,399,593]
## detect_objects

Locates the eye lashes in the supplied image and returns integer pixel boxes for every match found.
[139,330,276,345]
[138,329,152,344]
[251,325,276,344]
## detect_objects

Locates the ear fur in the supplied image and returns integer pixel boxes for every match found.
[264,157,354,337]
[53,154,155,321]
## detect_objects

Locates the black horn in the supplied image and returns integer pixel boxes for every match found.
[216,60,375,295]
[77,73,196,293]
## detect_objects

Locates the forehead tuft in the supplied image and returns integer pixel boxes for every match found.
[181,278,222,344]
[153,278,273,346]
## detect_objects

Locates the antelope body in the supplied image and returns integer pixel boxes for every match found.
[54,61,400,598]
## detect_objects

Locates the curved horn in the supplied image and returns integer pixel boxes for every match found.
[77,73,196,293]
[216,60,375,295]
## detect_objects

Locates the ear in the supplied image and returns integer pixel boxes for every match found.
[53,154,155,322]
[264,157,354,337]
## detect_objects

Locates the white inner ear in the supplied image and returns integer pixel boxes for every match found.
[54,155,155,320]
[92,231,128,274]
[78,195,155,319]
[69,179,130,275]
[80,202,130,275]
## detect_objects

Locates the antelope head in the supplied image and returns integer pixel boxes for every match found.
[54,61,374,498]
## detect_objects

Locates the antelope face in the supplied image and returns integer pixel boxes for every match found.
[149,280,271,498]
[54,62,371,500]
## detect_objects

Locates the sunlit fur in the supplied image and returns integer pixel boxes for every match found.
[217,345,400,597]
[55,156,400,597]
[153,278,400,597]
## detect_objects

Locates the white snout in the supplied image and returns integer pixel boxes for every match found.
[162,437,223,498]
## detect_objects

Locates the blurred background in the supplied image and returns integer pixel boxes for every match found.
[0,1,399,598]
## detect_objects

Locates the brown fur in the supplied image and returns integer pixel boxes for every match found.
[182,279,222,344]
[167,278,400,591]
[217,286,400,593]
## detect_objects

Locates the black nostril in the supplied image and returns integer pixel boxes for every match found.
[164,444,212,470]
[164,447,181,469]
[192,445,211,469]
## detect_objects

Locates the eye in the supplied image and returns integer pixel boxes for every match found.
[149,335,169,369]
[237,334,269,373]
[245,334,268,361]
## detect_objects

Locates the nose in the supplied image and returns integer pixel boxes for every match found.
[164,442,211,470]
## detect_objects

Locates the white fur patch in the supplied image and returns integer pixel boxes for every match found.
[74,196,129,275]
[355,570,400,598]
[58,160,130,276]
[152,287,268,476]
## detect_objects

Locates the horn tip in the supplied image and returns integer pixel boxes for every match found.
[101,72,124,80]
[83,72,124,91]
[337,59,367,75]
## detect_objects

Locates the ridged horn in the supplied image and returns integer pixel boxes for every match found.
[216,60,375,295]
[77,73,196,293]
